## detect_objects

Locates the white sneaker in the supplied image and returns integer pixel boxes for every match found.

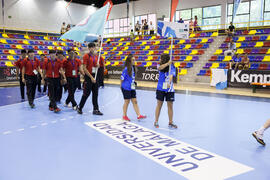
[73,105,78,110]
[252,131,265,146]
[64,103,69,107]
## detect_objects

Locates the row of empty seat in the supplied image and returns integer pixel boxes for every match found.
[210,55,270,62]
[108,55,200,61]
[103,32,218,43]
[0,33,73,42]
[0,44,80,52]
[0,38,77,47]
[103,50,205,56]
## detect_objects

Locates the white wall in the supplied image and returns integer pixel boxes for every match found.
[0,0,97,33]
[0,0,230,33]
[109,0,228,28]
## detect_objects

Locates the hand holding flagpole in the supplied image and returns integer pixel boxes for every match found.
[169,35,173,76]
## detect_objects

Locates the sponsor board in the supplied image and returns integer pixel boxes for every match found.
[228,70,270,88]
[106,66,177,83]
[85,119,253,180]
[0,67,17,82]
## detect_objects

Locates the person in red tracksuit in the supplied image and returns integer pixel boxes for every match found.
[22,49,42,108]
[62,49,84,110]
[40,54,48,94]
[43,50,66,113]
[97,54,105,88]
[15,49,27,101]
[77,42,103,115]
[56,50,66,103]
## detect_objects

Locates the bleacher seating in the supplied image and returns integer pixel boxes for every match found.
[102,32,216,77]
[0,31,83,67]
[198,28,270,76]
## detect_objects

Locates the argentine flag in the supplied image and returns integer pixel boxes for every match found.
[60,3,109,43]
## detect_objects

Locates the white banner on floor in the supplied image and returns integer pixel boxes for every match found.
[85,119,253,180]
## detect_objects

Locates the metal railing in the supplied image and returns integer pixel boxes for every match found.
[104,20,270,38]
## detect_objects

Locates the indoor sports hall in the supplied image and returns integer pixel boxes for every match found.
[0,0,270,180]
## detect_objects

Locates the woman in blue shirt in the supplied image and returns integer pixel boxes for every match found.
[121,54,146,121]
[154,54,177,129]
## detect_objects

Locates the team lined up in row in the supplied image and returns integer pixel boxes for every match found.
[14,42,104,115]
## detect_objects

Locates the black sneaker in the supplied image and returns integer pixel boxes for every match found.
[30,104,35,108]
[252,131,266,146]
[168,122,178,129]
[93,110,103,115]
[77,108,83,114]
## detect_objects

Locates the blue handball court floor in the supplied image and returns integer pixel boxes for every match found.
[0,86,269,180]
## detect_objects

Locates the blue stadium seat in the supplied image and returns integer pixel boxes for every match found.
[197,70,206,76]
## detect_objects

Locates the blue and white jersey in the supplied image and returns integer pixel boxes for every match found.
[157,64,176,92]
[233,57,242,63]
[121,67,135,91]
[228,43,236,50]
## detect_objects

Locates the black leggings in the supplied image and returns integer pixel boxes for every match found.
[78,75,99,110]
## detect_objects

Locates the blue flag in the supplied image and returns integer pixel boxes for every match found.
[60,4,109,42]
[157,21,189,39]
[232,0,242,23]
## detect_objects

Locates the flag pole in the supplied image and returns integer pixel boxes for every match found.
[95,4,109,80]
[169,35,173,75]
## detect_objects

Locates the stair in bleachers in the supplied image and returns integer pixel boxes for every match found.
[180,36,226,83]
[197,28,270,79]
[102,32,217,80]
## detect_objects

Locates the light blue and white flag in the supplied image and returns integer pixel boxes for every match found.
[257,0,264,21]
[210,69,228,90]
[157,21,189,39]
[60,4,109,42]
[232,0,242,23]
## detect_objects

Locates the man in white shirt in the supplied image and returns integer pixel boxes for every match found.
[60,22,66,35]
[135,21,141,35]
[224,39,236,56]
[149,21,154,35]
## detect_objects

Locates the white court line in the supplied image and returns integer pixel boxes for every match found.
[0,88,121,136]
[3,131,12,135]
[0,95,47,111]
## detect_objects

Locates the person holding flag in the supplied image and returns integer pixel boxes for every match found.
[121,54,146,121]
[77,43,103,115]
[22,49,43,108]
[43,50,66,113]
[154,53,177,129]
[62,49,84,110]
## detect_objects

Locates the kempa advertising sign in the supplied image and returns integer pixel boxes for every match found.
[228,70,270,88]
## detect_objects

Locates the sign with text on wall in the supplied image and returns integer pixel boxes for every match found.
[228,70,270,88]
[0,67,17,82]
[85,119,253,180]
[106,66,177,83]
